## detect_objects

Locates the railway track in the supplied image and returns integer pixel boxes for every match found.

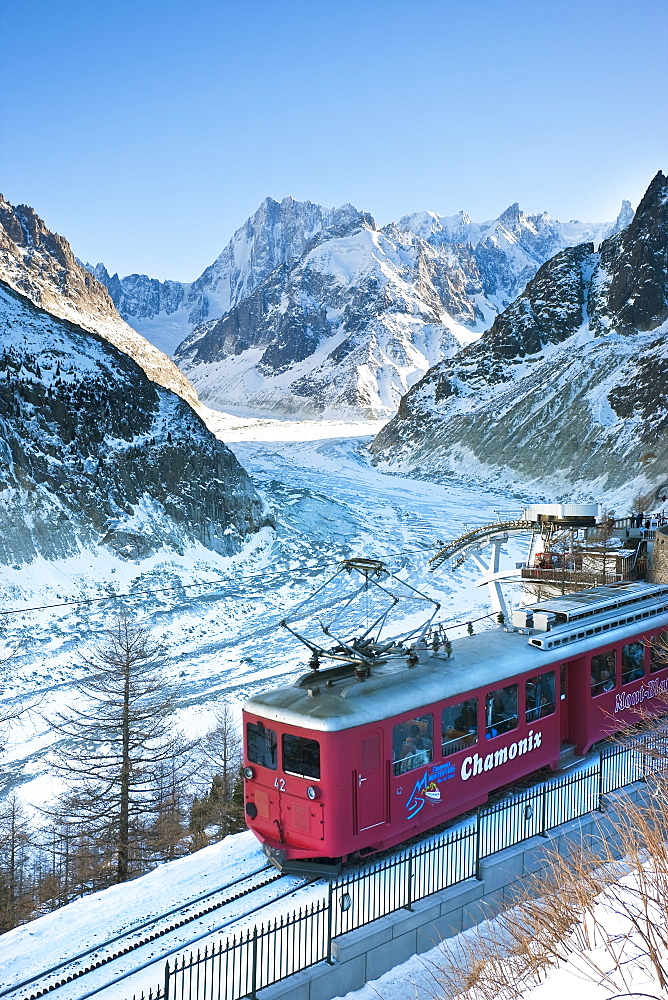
[3,864,318,1000]
[6,724,662,1000]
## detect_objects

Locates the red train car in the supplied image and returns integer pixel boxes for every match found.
[242,582,668,871]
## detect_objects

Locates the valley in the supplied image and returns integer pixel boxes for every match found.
[0,415,535,809]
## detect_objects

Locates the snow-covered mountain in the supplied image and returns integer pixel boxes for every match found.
[369,171,668,498]
[0,195,199,408]
[174,217,474,417]
[87,198,358,356]
[90,196,629,418]
[0,280,268,566]
[398,200,633,309]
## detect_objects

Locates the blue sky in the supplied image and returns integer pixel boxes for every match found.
[2,0,667,280]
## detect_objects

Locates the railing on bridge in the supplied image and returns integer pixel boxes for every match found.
[519,568,629,586]
[128,730,667,1000]
[429,519,533,570]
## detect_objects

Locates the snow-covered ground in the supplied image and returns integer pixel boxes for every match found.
[332,892,666,1000]
[0,414,537,810]
[0,413,657,997]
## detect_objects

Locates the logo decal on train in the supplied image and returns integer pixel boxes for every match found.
[614,677,668,713]
[461,729,543,782]
[406,761,456,819]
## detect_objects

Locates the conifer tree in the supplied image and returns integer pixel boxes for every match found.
[49,611,192,884]
[0,794,34,930]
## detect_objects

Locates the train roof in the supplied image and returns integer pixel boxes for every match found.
[243,582,668,733]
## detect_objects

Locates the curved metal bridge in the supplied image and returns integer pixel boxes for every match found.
[429,519,534,572]
[428,505,601,621]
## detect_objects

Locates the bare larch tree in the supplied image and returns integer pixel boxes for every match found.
[49,611,192,884]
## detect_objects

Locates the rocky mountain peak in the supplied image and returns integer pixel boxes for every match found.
[86,190,630,419]
[590,170,667,336]
[497,202,522,226]
[615,199,635,231]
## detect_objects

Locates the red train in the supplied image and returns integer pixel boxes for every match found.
[242,581,668,871]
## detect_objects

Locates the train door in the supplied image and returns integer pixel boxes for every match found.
[559,660,577,743]
[355,730,386,833]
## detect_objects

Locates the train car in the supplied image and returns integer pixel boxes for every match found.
[242,581,668,871]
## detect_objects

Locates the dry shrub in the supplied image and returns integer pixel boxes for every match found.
[433,777,668,999]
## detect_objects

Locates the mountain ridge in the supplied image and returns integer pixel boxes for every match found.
[0,194,200,408]
[369,171,668,498]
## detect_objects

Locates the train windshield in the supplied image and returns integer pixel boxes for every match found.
[247,722,278,770]
[282,734,320,779]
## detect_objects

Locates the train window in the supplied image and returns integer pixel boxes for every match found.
[441,700,478,757]
[650,632,668,674]
[393,715,433,776]
[485,685,518,738]
[525,672,555,722]
[591,651,616,696]
[622,642,645,684]
[361,734,381,773]
[247,722,277,770]
[282,734,320,780]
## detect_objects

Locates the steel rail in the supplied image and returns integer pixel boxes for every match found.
[3,865,285,1000]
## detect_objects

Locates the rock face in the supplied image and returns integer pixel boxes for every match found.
[174,217,469,417]
[0,280,269,566]
[0,195,199,408]
[91,196,626,418]
[88,198,359,356]
[370,172,668,496]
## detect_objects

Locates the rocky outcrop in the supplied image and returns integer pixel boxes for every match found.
[0,195,199,407]
[88,198,364,355]
[398,199,631,308]
[0,281,269,566]
[370,172,667,497]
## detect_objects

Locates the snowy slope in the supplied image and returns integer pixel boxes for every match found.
[0,280,268,566]
[371,172,668,498]
[0,194,199,406]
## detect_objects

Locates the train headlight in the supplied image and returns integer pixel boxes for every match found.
[243,766,255,780]
[306,786,319,800]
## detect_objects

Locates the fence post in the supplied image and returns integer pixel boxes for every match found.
[250,926,258,999]
[540,782,548,838]
[598,748,605,810]
[326,878,334,964]
[163,959,170,1000]
[475,806,482,880]
[405,853,414,911]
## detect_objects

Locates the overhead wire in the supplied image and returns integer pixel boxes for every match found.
[0,532,508,625]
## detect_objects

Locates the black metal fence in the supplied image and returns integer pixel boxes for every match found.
[129,734,665,1000]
